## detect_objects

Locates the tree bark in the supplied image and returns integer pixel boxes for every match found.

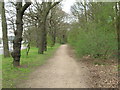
[11,1,31,67]
[1,1,10,58]
[38,22,45,54]
[51,34,56,46]
[26,43,30,56]
[12,2,23,67]
[38,2,60,54]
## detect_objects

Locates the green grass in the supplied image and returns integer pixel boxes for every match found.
[2,44,60,88]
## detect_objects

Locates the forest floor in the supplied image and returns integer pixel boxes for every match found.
[17,44,118,88]
[80,56,118,88]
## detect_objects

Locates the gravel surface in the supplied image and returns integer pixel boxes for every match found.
[17,45,91,88]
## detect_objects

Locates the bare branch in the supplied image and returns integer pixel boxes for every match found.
[21,1,31,15]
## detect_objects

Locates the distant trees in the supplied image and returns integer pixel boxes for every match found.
[11,0,31,67]
[1,1,10,57]
[48,6,68,46]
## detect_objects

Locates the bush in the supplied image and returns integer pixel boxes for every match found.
[68,22,117,59]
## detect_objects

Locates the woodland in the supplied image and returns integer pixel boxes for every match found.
[0,0,120,88]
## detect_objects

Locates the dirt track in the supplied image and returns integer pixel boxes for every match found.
[18,45,91,88]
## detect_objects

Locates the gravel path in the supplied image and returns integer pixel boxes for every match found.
[18,45,90,88]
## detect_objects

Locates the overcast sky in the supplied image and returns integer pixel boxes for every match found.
[62,0,75,14]
[0,0,75,38]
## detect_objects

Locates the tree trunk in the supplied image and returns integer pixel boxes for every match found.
[51,32,56,47]
[116,2,120,61]
[12,2,23,67]
[26,43,30,56]
[118,3,120,61]
[11,2,31,67]
[44,34,47,51]
[1,1,10,58]
[43,13,48,52]
[38,21,45,54]
[38,13,47,54]
[37,2,60,54]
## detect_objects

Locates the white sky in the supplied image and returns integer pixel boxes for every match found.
[62,0,76,14]
[0,0,75,38]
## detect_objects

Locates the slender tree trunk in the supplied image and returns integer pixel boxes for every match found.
[43,17,47,51]
[26,43,30,56]
[53,34,56,45]
[35,28,39,48]
[44,34,47,51]
[51,31,56,47]
[84,2,87,22]
[116,2,120,61]
[51,36,56,46]
[43,12,48,52]
[1,1,10,58]
[118,2,120,61]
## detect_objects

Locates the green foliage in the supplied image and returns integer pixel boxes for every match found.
[68,23,117,58]
[68,2,117,59]
[2,44,59,88]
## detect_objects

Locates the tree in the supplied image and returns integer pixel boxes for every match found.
[22,2,61,54]
[71,1,88,30]
[48,6,66,46]
[1,1,10,57]
[37,2,60,54]
[115,2,120,61]
[23,5,39,48]
[11,0,31,67]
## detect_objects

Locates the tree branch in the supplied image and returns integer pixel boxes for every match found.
[21,1,31,15]
[49,2,60,11]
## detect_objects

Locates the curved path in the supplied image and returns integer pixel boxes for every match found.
[18,45,90,88]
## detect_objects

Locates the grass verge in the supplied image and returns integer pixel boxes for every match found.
[2,44,60,88]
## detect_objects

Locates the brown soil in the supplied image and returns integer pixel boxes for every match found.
[79,56,118,88]
[17,45,91,88]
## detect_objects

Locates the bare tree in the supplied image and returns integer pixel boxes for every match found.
[48,6,67,46]
[36,2,60,54]
[11,0,31,67]
[1,1,10,57]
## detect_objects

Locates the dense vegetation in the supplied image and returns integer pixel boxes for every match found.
[68,2,119,59]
